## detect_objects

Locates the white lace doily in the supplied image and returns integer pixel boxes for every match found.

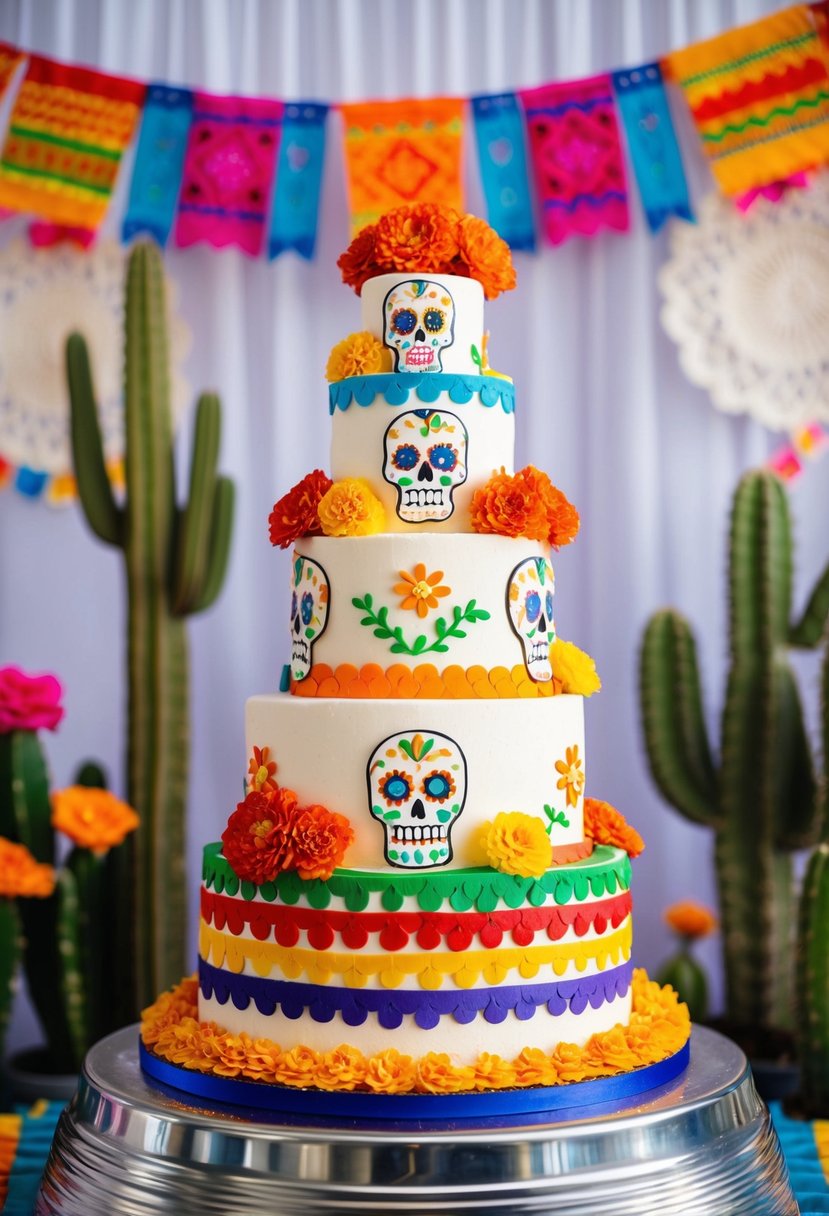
[0,239,190,492]
[659,177,829,432]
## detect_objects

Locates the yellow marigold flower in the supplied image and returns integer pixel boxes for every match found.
[416,1052,477,1094]
[325,331,392,382]
[316,1044,367,1091]
[318,478,385,538]
[512,1046,559,1087]
[471,1053,518,1091]
[52,786,139,852]
[664,900,718,940]
[551,638,601,697]
[363,1048,417,1094]
[0,837,55,899]
[554,745,584,808]
[478,811,552,879]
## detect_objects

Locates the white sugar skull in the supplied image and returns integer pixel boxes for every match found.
[290,552,330,681]
[368,730,467,869]
[383,409,468,523]
[507,556,556,682]
[383,280,455,373]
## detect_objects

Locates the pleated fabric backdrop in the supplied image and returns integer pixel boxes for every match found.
[1,0,826,1049]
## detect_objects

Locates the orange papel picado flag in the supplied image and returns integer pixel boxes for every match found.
[665,4,829,196]
[340,97,464,234]
[0,54,146,230]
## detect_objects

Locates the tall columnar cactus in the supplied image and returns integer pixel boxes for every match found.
[67,241,235,1011]
[640,471,829,1029]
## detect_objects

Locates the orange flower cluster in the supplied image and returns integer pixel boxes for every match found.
[664,901,717,940]
[268,469,333,550]
[0,837,54,899]
[51,786,139,852]
[584,798,645,859]
[141,968,691,1094]
[291,661,564,700]
[337,204,516,300]
[471,467,580,548]
[221,782,354,885]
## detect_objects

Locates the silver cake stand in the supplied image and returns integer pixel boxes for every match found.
[35,1024,796,1215]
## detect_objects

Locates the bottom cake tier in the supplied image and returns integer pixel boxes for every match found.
[195,842,641,1064]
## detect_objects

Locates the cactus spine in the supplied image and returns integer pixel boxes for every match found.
[67,241,234,1010]
[640,471,829,1029]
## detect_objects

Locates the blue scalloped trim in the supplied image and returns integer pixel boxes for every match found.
[328,373,515,416]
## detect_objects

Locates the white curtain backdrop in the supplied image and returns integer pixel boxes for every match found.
[2,0,827,1049]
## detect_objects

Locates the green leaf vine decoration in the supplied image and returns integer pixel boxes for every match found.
[352,593,490,656]
[543,803,570,835]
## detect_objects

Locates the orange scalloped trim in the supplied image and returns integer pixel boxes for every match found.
[551,837,594,864]
[292,662,565,700]
[141,968,690,1094]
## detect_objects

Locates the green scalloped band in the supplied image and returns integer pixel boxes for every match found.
[201,843,632,914]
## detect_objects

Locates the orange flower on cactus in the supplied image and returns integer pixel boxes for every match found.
[478,811,553,879]
[470,467,550,541]
[583,798,645,858]
[394,564,451,618]
[325,331,392,382]
[456,213,516,300]
[51,787,139,852]
[247,746,278,794]
[0,837,54,898]
[554,745,585,808]
[373,203,461,274]
[290,804,355,881]
[336,222,380,293]
[221,788,297,885]
[268,469,333,550]
[664,901,717,939]
[318,478,385,537]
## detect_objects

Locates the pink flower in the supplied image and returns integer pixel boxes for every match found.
[0,666,64,734]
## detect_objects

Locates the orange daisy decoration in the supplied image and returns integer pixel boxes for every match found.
[664,901,716,939]
[554,745,585,808]
[394,565,451,618]
[247,746,278,794]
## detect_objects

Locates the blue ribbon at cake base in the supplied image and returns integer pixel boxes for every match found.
[140,1037,690,1122]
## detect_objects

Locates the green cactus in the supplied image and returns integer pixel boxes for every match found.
[640,471,829,1029]
[0,898,21,1063]
[796,844,829,1115]
[67,241,234,1011]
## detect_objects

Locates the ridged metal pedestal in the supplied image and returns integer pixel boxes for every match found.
[36,1025,797,1215]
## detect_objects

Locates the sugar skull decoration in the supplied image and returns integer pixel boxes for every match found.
[290,552,330,681]
[383,409,468,523]
[368,730,467,869]
[507,556,556,682]
[383,280,455,373]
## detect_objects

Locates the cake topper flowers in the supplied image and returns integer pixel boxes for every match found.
[337,204,516,300]
[269,469,333,550]
[471,467,580,548]
[477,811,553,878]
[583,798,644,858]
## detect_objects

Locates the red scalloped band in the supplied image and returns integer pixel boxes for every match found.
[200,887,632,952]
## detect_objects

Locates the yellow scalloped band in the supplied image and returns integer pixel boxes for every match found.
[198,919,632,989]
[141,968,691,1094]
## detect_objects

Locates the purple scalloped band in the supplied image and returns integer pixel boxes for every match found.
[198,958,633,1030]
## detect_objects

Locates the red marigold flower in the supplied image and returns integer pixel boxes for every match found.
[291,804,355,881]
[221,788,298,884]
[337,223,381,293]
[268,470,333,550]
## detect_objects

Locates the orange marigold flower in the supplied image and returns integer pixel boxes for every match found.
[363,1048,417,1094]
[318,478,385,537]
[478,811,552,879]
[315,1044,367,1092]
[471,1053,518,1091]
[325,331,392,382]
[268,469,333,550]
[291,804,355,881]
[456,213,516,300]
[52,786,139,852]
[512,1046,559,1087]
[664,900,717,940]
[393,563,452,618]
[416,1052,476,1094]
[0,836,55,898]
[554,745,585,809]
[221,788,297,884]
[247,745,278,794]
[470,467,550,541]
[273,1044,321,1087]
[337,222,381,293]
[545,481,580,548]
[373,203,462,275]
[583,797,645,858]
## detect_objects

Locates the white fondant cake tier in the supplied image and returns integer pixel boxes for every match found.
[290,534,554,685]
[360,273,485,376]
[246,694,586,869]
[329,377,514,534]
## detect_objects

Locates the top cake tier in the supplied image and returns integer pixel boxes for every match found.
[329,273,514,534]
